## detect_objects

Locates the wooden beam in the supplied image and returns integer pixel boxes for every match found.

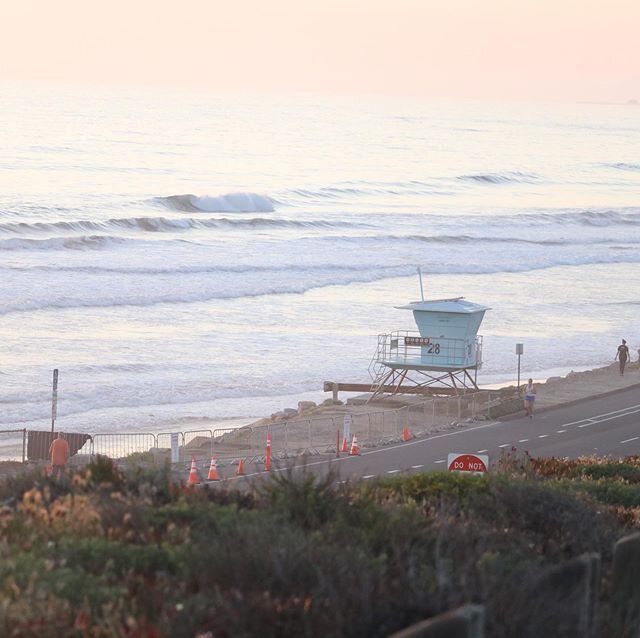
[323,382,463,397]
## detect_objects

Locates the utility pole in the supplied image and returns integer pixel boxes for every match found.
[51,369,59,433]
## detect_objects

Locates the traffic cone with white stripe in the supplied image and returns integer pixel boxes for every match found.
[349,435,360,456]
[235,458,246,476]
[188,457,200,485]
[402,426,412,442]
[340,436,348,453]
[207,456,219,481]
[265,432,272,472]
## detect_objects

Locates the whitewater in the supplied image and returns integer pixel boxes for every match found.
[0,85,638,433]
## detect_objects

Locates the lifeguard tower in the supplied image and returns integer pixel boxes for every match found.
[367,295,490,399]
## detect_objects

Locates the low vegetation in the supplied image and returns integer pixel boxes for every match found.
[0,453,639,637]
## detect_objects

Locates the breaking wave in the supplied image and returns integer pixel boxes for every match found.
[517,209,640,227]
[0,215,362,238]
[607,162,640,171]
[0,236,132,251]
[457,171,540,184]
[2,253,640,316]
[156,193,275,213]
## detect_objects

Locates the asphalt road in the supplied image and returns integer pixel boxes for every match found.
[221,382,640,484]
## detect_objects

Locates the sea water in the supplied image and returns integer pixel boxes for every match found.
[1,84,638,434]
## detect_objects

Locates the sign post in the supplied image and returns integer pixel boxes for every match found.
[51,368,59,433]
[170,433,179,464]
[516,343,524,390]
[447,453,489,475]
[343,414,352,446]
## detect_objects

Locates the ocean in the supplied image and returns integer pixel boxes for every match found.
[1,84,638,434]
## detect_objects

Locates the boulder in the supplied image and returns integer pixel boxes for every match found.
[298,401,316,414]
[283,408,298,418]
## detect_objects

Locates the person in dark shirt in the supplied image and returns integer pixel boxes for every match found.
[615,339,630,376]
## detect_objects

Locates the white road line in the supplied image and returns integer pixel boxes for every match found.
[498,444,510,448]
[411,464,424,469]
[557,430,567,433]
[434,459,446,464]
[538,434,549,439]
[477,449,488,454]
[620,437,639,444]
[386,469,401,474]
[362,474,376,479]
[518,439,529,443]
[562,406,640,429]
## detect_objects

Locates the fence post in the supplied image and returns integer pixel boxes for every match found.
[612,533,640,634]
[457,396,462,419]
[389,604,485,638]
[22,429,27,464]
[368,413,372,443]
[284,422,288,456]
[308,419,313,452]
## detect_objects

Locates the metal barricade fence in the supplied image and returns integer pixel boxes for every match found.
[0,429,27,463]
[211,426,254,465]
[92,433,157,465]
[0,390,505,467]
[182,429,214,464]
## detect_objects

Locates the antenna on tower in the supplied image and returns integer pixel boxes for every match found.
[417,267,425,302]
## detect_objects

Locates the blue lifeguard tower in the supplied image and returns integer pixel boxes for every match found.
[368,295,490,398]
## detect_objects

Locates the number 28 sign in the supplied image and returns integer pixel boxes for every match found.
[447,453,489,475]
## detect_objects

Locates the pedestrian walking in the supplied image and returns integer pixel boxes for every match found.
[523,378,536,419]
[615,339,630,376]
[48,432,70,479]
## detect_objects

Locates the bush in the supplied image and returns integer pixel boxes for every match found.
[0,457,635,637]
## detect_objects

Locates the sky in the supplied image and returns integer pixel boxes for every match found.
[1,0,638,101]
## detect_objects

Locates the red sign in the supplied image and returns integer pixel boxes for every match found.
[447,453,489,474]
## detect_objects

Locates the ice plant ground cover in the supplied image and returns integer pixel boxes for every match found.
[0,454,639,637]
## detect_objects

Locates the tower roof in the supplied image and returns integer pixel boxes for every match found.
[395,297,490,314]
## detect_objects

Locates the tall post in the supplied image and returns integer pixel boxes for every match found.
[51,368,59,433]
[516,344,524,390]
[417,267,425,302]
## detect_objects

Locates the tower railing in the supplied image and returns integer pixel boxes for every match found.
[370,331,483,373]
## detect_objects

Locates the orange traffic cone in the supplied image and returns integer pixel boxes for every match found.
[188,457,200,485]
[265,432,272,472]
[402,427,412,442]
[207,456,219,481]
[340,437,348,453]
[349,435,360,456]
[235,458,246,476]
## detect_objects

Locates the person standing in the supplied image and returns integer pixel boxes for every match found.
[523,378,536,419]
[615,339,630,376]
[48,432,70,479]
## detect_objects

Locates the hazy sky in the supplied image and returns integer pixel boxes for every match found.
[2,0,638,101]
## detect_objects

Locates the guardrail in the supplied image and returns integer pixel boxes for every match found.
[0,391,503,468]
